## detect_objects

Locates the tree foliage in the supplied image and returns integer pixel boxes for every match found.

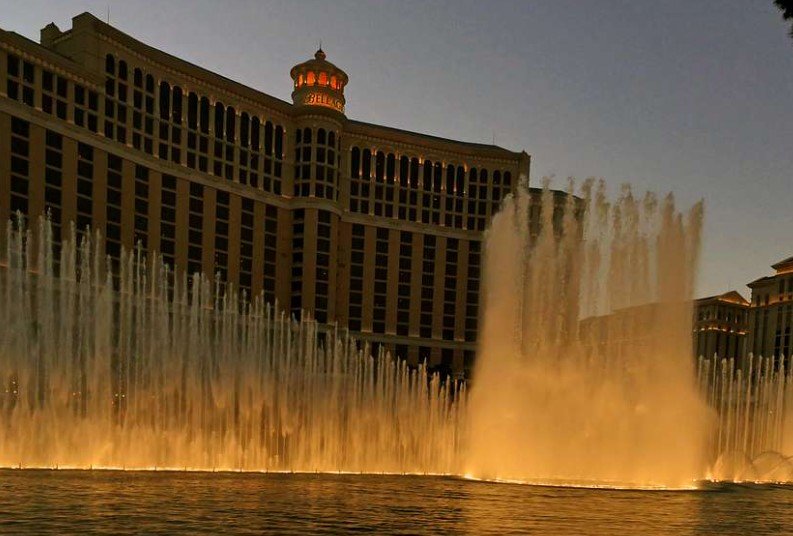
[776,0,793,39]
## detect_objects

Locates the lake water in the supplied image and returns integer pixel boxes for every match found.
[1,470,791,534]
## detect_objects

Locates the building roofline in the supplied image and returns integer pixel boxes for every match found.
[346,119,526,159]
[69,12,295,113]
[0,27,101,86]
[695,290,749,307]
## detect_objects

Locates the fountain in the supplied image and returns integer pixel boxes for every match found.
[700,354,793,481]
[3,179,792,486]
[0,217,463,473]
[465,178,712,488]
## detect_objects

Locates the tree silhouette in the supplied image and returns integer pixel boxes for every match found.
[776,0,793,39]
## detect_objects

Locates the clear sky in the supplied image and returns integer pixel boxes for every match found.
[2,0,791,298]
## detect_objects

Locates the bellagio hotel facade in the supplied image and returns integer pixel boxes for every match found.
[0,13,530,377]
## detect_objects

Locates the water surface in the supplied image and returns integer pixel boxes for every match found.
[1,470,791,534]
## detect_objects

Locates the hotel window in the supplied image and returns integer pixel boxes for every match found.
[104,55,128,144]
[293,127,312,196]
[105,154,123,273]
[44,130,64,264]
[443,238,458,340]
[133,165,149,250]
[348,223,365,331]
[349,146,371,213]
[263,205,278,306]
[74,83,99,133]
[187,182,204,278]
[373,227,389,333]
[397,231,412,336]
[314,128,338,200]
[41,69,68,120]
[214,190,230,287]
[76,143,93,238]
[290,209,305,318]
[261,122,284,195]
[467,168,489,231]
[9,117,30,221]
[6,53,35,107]
[420,234,436,338]
[131,68,155,154]
[315,210,333,323]
[160,174,177,270]
[465,240,481,342]
[239,198,255,298]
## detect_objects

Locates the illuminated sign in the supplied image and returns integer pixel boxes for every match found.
[302,91,344,113]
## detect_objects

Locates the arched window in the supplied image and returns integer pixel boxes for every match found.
[159,81,170,120]
[240,112,250,147]
[386,154,396,184]
[226,107,236,142]
[118,60,128,80]
[319,72,328,86]
[214,102,224,138]
[362,149,372,179]
[375,151,385,182]
[199,97,210,134]
[187,92,198,130]
[410,158,420,188]
[295,127,302,145]
[351,147,361,179]
[264,121,273,155]
[503,171,512,187]
[317,128,326,146]
[302,127,312,145]
[434,162,443,193]
[399,156,409,183]
[493,170,501,185]
[423,160,433,190]
[328,131,336,147]
[469,168,478,197]
[172,86,182,124]
[479,169,488,199]
[145,74,154,93]
[298,74,304,86]
[456,166,465,195]
[330,75,337,89]
[105,54,115,75]
[133,68,143,87]
[307,72,316,85]
[446,164,455,192]
[251,116,260,151]
[274,125,284,157]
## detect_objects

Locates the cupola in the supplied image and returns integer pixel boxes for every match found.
[290,49,348,115]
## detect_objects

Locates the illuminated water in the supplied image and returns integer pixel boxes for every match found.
[2,470,792,534]
[0,220,462,473]
[2,180,793,487]
[467,179,710,487]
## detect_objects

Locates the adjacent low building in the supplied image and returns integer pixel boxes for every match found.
[693,291,749,361]
[746,256,793,367]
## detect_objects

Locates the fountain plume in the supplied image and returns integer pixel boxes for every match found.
[466,179,711,488]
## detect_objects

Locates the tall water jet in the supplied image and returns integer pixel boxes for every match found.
[466,178,711,488]
[0,218,464,473]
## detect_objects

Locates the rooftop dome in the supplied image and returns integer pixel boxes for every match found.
[290,49,348,115]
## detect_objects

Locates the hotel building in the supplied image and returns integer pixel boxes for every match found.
[746,256,793,365]
[693,291,749,361]
[0,13,531,377]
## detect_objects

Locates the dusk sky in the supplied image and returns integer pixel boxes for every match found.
[2,0,791,298]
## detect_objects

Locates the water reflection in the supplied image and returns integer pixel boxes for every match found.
[1,471,791,535]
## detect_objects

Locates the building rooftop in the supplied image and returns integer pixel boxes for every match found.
[23,12,525,158]
[695,291,749,307]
